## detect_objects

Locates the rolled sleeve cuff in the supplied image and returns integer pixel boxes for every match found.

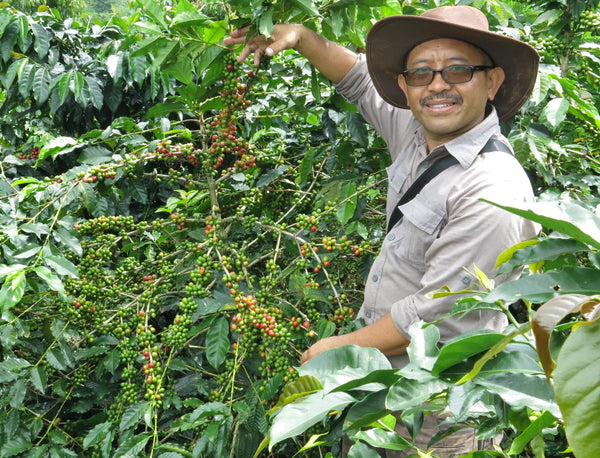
[390,296,421,340]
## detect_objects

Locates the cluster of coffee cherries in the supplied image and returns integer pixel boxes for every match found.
[527,34,565,57]
[580,9,600,34]
[229,293,306,378]
[17,146,40,161]
[204,52,257,173]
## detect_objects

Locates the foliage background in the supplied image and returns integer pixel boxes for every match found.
[0,0,599,457]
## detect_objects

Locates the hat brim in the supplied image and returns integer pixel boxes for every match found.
[366,15,539,121]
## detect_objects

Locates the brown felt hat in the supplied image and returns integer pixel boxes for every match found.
[366,5,539,121]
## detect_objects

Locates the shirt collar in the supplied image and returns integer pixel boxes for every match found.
[417,107,502,167]
[443,108,501,168]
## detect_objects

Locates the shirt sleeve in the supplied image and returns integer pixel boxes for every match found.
[335,54,415,158]
[390,153,540,343]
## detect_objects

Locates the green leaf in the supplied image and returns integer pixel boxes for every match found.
[483,267,600,305]
[114,433,151,458]
[17,62,34,99]
[346,112,369,147]
[102,348,121,374]
[46,347,68,371]
[9,378,27,409]
[30,366,48,394]
[482,198,600,250]
[267,375,323,415]
[554,319,600,458]
[497,235,588,274]
[269,392,355,449]
[300,345,392,391]
[257,165,288,188]
[119,401,150,431]
[258,7,274,37]
[298,148,316,184]
[42,246,79,278]
[32,67,50,105]
[205,316,229,369]
[0,271,26,313]
[84,77,104,110]
[353,428,411,452]
[0,433,32,457]
[508,410,556,455]
[432,330,505,376]
[336,182,357,225]
[386,376,447,412]
[56,72,72,107]
[474,372,560,418]
[137,0,167,29]
[542,97,569,129]
[0,358,31,382]
[347,441,381,457]
[288,0,319,16]
[83,422,113,450]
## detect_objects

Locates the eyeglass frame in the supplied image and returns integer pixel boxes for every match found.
[401,64,495,87]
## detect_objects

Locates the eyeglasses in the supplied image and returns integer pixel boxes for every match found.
[402,65,494,86]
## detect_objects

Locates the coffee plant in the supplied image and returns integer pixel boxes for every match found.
[0,0,599,457]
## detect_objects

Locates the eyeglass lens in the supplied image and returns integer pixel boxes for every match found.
[404,65,479,86]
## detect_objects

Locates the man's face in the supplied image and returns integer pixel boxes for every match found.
[397,38,505,150]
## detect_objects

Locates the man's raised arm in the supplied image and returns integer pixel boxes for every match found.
[223,24,357,84]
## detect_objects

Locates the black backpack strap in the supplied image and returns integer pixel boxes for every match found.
[386,137,512,234]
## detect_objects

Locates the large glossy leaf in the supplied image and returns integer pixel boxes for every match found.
[497,234,588,274]
[332,368,402,393]
[268,391,355,449]
[336,182,357,225]
[346,389,388,427]
[205,316,229,369]
[386,376,448,412]
[483,267,600,304]
[137,0,168,29]
[267,375,323,415]
[299,345,392,390]
[542,97,569,129]
[353,428,411,452]
[30,21,49,60]
[456,324,532,384]
[554,319,600,458]
[83,422,112,450]
[432,330,505,376]
[288,0,319,16]
[508,410,556,455]
[482,198,600,250]
[474,372,561,418]
[32,67,50,105]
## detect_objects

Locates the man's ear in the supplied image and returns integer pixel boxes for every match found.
[487,67,506,101]
[397,74,409,107]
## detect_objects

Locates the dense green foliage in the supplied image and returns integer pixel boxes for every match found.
[0,0,598,457]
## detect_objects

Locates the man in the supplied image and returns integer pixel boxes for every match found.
[225,5,539,457]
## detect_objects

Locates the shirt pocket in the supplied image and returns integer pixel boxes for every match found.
[396,193,446,269]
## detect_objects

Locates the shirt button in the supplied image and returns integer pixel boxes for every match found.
[462,276,471,285]
[366,311,372,318]
[387,233,396,241]
[372,274,379,282]
[422,160,429,168]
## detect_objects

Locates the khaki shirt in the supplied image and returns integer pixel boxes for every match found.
[336,55,539,368]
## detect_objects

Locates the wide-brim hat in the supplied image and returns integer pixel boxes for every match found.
[366,6,539,121]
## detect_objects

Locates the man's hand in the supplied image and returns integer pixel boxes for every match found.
[223,24,357,84]
[300,335,349,365]
[223,24,304,67]
[300,314,410,365]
